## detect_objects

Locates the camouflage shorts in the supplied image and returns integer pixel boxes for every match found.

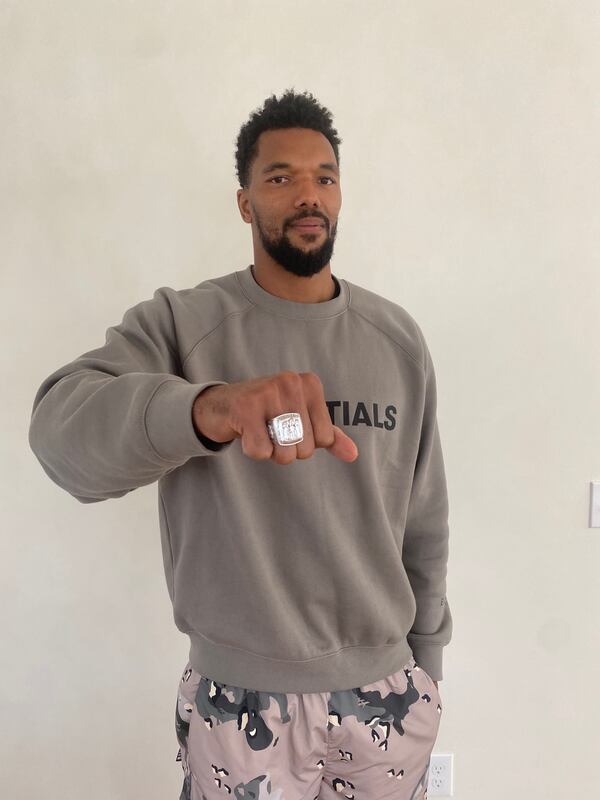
[175,655,442,799]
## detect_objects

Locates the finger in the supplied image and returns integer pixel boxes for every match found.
[268,374,312,464]
[239,390,280,461]
[299,373,335,450]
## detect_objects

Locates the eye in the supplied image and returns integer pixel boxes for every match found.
[267,176,337,185]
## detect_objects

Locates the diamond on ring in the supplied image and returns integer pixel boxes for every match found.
[267,412,304,447]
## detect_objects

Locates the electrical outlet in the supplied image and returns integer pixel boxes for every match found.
[427,753,453,797]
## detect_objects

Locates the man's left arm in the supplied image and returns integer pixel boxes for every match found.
[402,324,453,685]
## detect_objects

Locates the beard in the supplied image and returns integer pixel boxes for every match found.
[252,206,338,278]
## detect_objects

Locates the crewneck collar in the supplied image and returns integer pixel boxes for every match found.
[235,264,349,320]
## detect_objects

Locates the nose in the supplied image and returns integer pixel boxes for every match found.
[293,177,322,210]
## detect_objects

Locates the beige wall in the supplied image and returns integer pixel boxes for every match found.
[3,1,599,797]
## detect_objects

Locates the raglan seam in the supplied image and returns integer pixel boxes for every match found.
[347,306,425,370]
[181,304,254,369]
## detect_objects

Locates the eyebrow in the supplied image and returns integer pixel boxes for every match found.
[261,161,339,175]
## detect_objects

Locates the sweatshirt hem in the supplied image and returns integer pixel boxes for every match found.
[188,633,415,694]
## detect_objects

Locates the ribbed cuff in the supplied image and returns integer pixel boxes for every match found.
[410,644,444,682]
[144,378,234,461]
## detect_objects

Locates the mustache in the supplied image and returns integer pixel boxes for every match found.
[288,215,329,227]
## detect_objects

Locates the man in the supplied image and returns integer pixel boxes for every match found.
[29,89,452,800]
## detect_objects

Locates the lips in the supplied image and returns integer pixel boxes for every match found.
[292,217,325,229]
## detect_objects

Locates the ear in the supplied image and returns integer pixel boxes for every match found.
[237,189,252,223]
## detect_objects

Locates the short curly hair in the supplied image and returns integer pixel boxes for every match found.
[234,88,342,189]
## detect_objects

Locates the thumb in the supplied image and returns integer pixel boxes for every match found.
[325,424,359,463]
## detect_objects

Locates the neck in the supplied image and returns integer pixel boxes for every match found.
[251,262,337,303]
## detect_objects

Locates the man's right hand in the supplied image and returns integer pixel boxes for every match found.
[192,371,359,464]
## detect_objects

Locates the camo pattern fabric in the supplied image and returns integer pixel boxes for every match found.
[174,655,442,799]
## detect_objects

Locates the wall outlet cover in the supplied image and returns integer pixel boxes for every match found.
[428,753,453,797]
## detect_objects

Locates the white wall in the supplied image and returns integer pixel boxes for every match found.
[3,1,599,798]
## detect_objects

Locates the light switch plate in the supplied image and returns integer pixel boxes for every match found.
[590,482,600,528]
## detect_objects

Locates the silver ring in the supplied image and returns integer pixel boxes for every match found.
[266,412,304,446]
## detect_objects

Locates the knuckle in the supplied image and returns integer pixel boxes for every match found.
[301,370,322,386]
[243,444,272,461]
[314,425,335,448]
[241,429,273,461]
[252,431,271,453]
[277,370,302,389]
[300,371,324,396]
[315,435,335,450]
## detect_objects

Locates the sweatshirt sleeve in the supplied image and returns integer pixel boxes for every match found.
[28,287,235,504]
[402,326,453,682]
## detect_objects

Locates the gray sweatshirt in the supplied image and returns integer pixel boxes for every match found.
[28,264,452,692]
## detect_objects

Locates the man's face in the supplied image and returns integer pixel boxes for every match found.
[237,127,342,278]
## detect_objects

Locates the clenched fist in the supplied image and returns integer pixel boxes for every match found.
[192,371,359,465]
